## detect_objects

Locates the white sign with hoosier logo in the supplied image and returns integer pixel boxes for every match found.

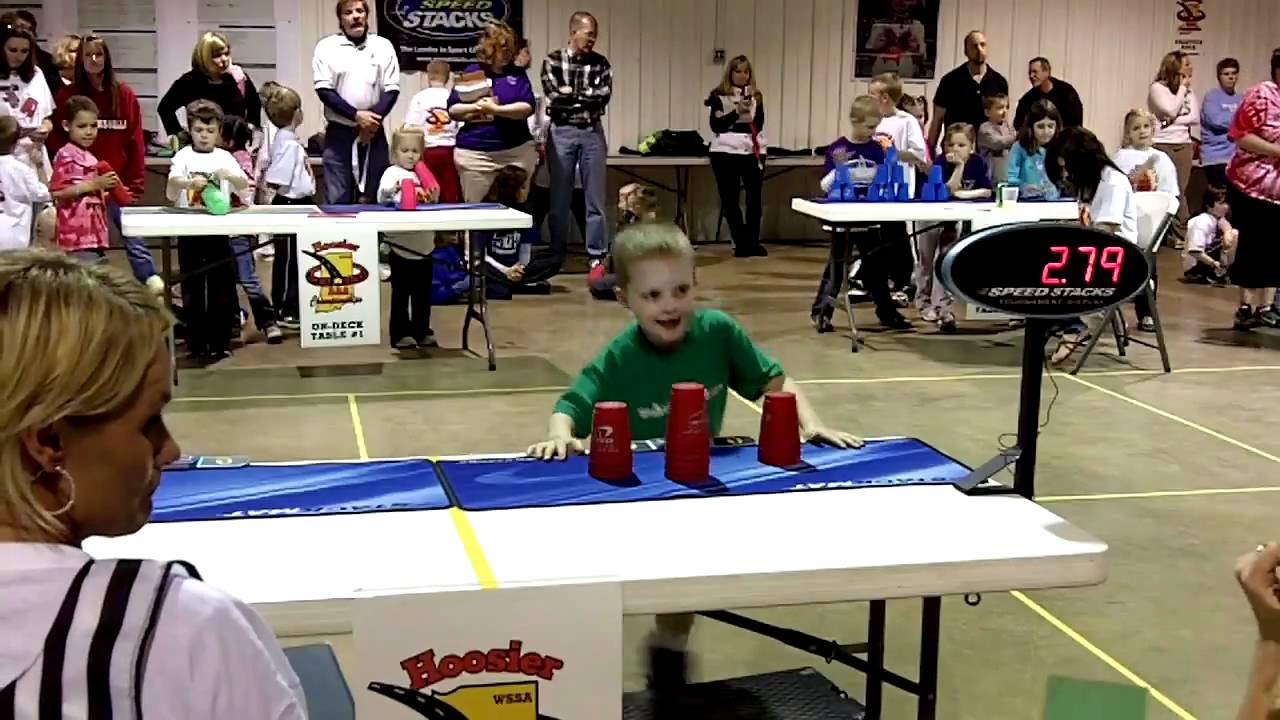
[353,582,622,720]
[295,219,381,348]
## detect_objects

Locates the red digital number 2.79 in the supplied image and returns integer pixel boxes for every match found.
[1041,245,1126,286]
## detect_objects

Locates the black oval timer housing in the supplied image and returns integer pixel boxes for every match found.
[937,222,1153,320]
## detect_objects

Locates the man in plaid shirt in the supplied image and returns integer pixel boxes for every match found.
[541,11,612,271]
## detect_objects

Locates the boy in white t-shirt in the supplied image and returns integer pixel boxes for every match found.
[405,60,462,204]
[0,116,50,250]
[1183,185,1236,284]
[869,71,929,305]
[166,100,249,359]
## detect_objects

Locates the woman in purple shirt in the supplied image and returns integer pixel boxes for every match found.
[448,22,537,202]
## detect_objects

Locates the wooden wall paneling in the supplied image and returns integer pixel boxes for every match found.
[981,0,1015,83]
[1037,0,1069,82]
[1061,0,1097,130]
[951,0,986,65]
[1090,0,1127,148]
[1005,0,1039,99]
[637,0,673,140]
[751,0,784,115]
[780,0,814,149]
[718,0,756,62]
[696,0,720,142]
[668,0,704,132]
[608,0,642,150]
[524,0,551,72]
[807,0,843,146]
[836,0,855,137]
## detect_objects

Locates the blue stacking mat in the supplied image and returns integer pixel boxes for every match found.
[150,460,449,522]
[318,203,507,213]
[437,437,971,511]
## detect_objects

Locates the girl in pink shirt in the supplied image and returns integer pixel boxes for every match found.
[49,95,117,261]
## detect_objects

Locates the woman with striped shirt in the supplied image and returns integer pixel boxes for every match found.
[0,251,305,719]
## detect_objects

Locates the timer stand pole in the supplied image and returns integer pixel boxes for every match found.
[1012,320,1048,499]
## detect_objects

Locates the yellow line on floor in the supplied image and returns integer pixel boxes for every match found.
[731,390,763,415]
[175,385,567,404]
[449,508,498,589]
[1041,485,1280,502]
[347,394,369,460]
[1065,375,1280,465]
[1010,591,1197,719]
[794,373,1020,385]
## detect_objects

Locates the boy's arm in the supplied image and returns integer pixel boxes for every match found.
[763,375,863,448]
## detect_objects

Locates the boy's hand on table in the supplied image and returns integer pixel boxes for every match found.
[527,436,585,461]
[804,426,864,449]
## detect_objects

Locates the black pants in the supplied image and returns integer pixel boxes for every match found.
[881,221,914,292]
[271,194,313,321]
[388,250,432,344]
[177,236,236,355]
[709,152,763,251]
[1134,263,1158,320]
[529,184,585,240]
[812,228,895,319]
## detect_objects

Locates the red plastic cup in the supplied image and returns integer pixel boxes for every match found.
[665,382,710,483]
[758,392,802,467]
[95,161,133,206]
[588,401,632,481]
[399,178,417,210]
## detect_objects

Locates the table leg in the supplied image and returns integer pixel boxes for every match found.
[674,167,689,234]
[462,231,474,355]
[461,230,497,371]
[160,236,174,312]
[917,597,941,720]
[865,599,886,718]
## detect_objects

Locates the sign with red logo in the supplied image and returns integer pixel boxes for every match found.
[355,583,622,719]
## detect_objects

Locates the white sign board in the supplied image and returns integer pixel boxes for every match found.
[965,303,1019,322]
[296,221,382,348]
[354,583,623,720]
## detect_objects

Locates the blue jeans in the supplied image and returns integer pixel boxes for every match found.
[322,122,390,204]
[229,236,277,330]
[548,122,608,260]
[106,202,156,282]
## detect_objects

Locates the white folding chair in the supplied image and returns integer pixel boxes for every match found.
[1071,191,1174,374]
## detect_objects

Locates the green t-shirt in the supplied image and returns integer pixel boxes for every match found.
[554,308,785,440]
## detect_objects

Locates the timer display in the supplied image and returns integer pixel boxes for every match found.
[938,222,1152,319]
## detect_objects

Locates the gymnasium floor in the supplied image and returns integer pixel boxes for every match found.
[171,243,1274,719]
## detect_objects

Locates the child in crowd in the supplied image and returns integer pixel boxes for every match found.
[0,116,50,250]
[869,72,927,323]
[813,96,893,332]
[1112,108,1180,199]
[222,114,282,344]
[1006,99,1061,199]
[475,165,551,299]
[978,93,1016,185]
[1183,185,1236,284]
[1046,126,1138,363]
[588,182,660,301]
[166,99,249,359]
[377,125,440,350]
[260,82,314,328]
[1111,108,1181,331]
[897,94,931,162]
[525,221,863,718]
[917,123,992,333]
[405,60,462,203]
[49,95,118,264]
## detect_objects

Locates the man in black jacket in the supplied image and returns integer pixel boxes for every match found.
[1014,57,1084,130]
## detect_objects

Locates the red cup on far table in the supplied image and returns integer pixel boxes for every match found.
[665,382,710,483]
[758,391,802,467]
[588,401,633,481]
[399,178,417,210]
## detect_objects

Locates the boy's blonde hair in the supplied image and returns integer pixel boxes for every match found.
[392,124,426,151]
[619,182,659,222]
[982,93,1008,110]
[0,116,18,154]
[849,95,880,125]
[52,34,80,72]
[261,81,302,128]
[870,72,904,102]
[612,223,694,290]
[944,122,976,146]
[426,60,451,84]
[191,31,231,79]
[1122,108,1156,146]
[0,250,173,541]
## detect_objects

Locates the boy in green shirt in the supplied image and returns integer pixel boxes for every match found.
[526,222,861,714]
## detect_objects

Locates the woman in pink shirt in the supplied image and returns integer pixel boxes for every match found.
[1148,51,1199,249]
[1225,52,1280,330]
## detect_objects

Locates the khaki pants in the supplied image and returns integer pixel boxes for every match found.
[1155,142,1193,246]
[453,142,538,203]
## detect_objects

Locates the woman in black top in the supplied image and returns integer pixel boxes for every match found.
[704,55,767,257]
[158,31,260,137]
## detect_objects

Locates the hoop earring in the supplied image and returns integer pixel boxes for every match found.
[38,466,76,517]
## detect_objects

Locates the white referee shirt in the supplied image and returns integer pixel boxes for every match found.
[0,543,306,719]
[312,33,400,127]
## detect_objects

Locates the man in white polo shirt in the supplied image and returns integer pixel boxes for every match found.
[312,0,400,203]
